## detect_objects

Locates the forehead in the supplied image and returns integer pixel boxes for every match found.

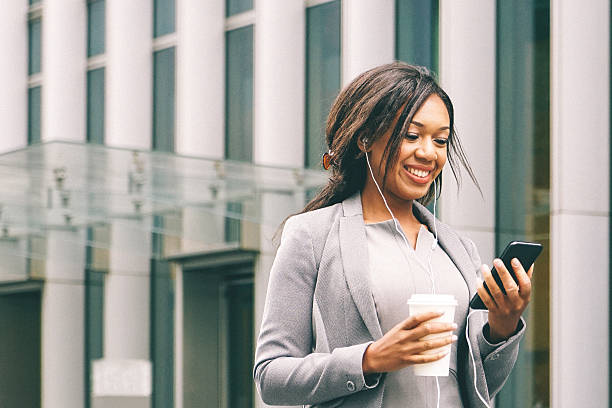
[411,94,450,126]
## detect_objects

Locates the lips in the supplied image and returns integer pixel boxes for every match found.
[403,165,434,184]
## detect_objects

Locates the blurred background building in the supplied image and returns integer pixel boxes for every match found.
[0,0,608,407]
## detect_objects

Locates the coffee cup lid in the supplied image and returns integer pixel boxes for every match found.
[407,294,458,306]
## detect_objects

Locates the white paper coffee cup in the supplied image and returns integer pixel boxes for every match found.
[407,294,458,376]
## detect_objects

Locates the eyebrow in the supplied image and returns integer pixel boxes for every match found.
[411,121,450,131]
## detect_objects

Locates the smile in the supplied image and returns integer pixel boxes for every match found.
[405,167,431,178]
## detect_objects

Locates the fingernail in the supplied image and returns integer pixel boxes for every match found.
[451,335,458,341]
[512,258,520,267]
[451,323,458,329]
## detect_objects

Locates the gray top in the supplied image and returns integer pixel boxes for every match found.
[366,220,469,408]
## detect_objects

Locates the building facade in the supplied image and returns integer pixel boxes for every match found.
[0,0,609,407]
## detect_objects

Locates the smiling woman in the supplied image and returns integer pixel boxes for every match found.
[254,62,533,408]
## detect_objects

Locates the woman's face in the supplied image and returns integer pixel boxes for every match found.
[366,94,450,202]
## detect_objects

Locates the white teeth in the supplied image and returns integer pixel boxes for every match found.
[407,167,430,178]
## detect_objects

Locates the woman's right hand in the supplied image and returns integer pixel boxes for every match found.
[362,311,458,374]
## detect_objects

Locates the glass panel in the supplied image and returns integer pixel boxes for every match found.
[495,0,550,407]
[87,0,105,57]
[87,68,105,144]
[28,18,42,75]
[305,1,341,169]
[153,47,175,153]
[226,280,254,408]
[29,0,41,6]
[226,0,253,17]
[28,86,41,145]
[395,0,438,71]
[154,0,175,37]
[225,26,253,163]
[224,202,242,243]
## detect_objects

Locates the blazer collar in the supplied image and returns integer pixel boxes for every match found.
[339,193,479,340]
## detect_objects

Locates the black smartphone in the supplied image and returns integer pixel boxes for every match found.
[469,241,543,310]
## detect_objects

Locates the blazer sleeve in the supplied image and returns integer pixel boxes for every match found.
[253,216,374,406]
[462,236,526,399]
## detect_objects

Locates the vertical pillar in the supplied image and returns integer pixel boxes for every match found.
[438,0,496,263]
[342,0,394,84]
[253,0,305,166]
[106,0,153,149]
[0,1,28,152]
[176,0,225,158]
[105,221,151,358]
[550,1,610,406]
[41,230,86,408]
[176,0,225,265]
[252,4,306,407]
[41,0,87,142]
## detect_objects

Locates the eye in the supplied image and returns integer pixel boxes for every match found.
[434,138,449,146]
[404,133,419,141]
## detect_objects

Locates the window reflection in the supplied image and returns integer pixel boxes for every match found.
[495,0,550,406]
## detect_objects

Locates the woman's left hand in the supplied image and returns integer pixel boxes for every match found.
[476,258,534,342]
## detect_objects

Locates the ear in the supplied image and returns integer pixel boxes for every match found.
[357,137,371,153]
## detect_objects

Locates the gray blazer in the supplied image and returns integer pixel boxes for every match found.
[254,192,524,407]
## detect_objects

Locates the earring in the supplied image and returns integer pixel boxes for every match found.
[322,150,334,170]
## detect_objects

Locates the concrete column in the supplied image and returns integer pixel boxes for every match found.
[176,0,225,158]
[550,1,610,406]
[0,1,28,152]
[341,0,394,84]
[438,0,496,263]
[253,0,305,166]
[105,221,151,358]
[41,230,86,408]
[41,0,87,142]
[106,0,153,149]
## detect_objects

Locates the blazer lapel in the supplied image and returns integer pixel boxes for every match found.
[340,194,383,340]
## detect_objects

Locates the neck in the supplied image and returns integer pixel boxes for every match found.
[360,178,419,225]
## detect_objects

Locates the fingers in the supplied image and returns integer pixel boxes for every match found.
[511,258,532,300]
[413,334,458,354]
[492,259,520,297]
[406,347,451,365]
[409,320,457,340]
[399,311,444,330]
[476,269,497,310]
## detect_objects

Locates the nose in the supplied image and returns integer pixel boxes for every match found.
[415,138,437,161]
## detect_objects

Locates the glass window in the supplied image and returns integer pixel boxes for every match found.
[28,87,41,145]
[87,68,105,144]
[28,18,42,75]
[226,280,254,407]
[495,0,550,407]
[153,47,175,153]
[226,0,253,17]
[395,0,438,71]
[151,215,174,408]
[87,0,105,57]
[305,0,341,169]
[154,0,175,37]
[29,0,41,5]
[225,25,253,163]
[84,227,104,408]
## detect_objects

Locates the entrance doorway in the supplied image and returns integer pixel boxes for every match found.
[182,250,256,408]
[0,283,42,408]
